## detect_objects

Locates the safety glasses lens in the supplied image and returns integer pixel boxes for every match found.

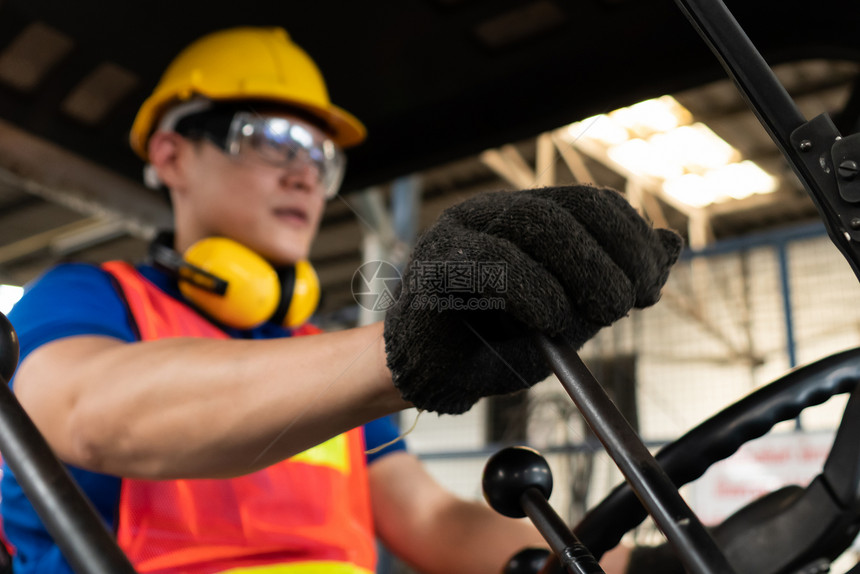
[228,113,345,198]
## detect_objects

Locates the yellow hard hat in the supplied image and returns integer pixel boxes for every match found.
[130,26,366,160]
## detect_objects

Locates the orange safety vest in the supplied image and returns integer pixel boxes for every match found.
[102,261,376,574]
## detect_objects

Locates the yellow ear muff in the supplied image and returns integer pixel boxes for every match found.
[282,259,321,328]
[180,237,280,329]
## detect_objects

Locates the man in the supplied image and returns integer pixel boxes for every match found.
[0,26,677,573]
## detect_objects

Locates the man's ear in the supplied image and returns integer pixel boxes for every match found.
[147,131,185,189]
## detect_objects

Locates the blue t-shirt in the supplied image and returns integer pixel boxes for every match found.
[0,262,405,574]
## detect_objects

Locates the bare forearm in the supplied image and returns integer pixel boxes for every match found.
[370,452,544,574]
[16,322,407,478]
[398,499,630,574]
[424,498,546,574]
[370,452,630,574]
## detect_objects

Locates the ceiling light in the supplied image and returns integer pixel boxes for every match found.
[559,94,776,209]
[649,123,740,173]
[607,138,684,180]
[663,161,777,206]
[567,114,629,146]
[705,161,778,200]
[663,174,719,208]
[609,95,692,137]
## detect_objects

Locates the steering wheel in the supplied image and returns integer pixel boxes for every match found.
[567,346,860,574]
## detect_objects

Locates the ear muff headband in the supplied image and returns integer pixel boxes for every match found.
[149,238,229,295]
[149,235,320,329]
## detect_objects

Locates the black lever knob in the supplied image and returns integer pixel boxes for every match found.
[483,446,553,518]
[0,312,19,383]
[504,547,552,574]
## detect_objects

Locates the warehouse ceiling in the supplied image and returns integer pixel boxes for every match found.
[0,0,859,317]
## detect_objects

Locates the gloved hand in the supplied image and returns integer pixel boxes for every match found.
[383,185,682,414]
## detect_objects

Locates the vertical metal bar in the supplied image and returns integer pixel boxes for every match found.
[536,334,736,574]
[776,242,803,430]
[391,175,422,249]
[777,242,797,370]
[355,187,397,327]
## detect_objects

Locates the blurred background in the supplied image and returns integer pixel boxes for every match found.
[1,0,860,571]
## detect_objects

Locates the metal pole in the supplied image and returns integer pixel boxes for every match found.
[673,0,860,281]
[672,0,804,153]
[0,383,135,574]
[536,334,736,574]
[0,318,136,574]
[519,487,604,574]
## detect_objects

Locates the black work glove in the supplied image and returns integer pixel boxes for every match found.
[383,185,682,414]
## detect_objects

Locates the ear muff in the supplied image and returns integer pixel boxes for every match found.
[150,235,320,330]
[180,238,279,329]
[270,260,322,329]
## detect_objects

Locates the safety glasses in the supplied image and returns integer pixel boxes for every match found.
[170,102,346,199]
[225,112,346,199]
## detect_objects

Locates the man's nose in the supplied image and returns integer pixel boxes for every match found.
[280,161,321,194]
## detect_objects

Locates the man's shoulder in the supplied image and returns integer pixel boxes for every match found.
[29,261,114,287]
[14,262,119,308]
[9,262,137,354]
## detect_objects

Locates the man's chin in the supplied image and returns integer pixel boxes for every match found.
[262,247,310,268]
[254,234,313,267]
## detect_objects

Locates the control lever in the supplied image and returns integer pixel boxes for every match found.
[537,334,735,574]
[483,446,604,574]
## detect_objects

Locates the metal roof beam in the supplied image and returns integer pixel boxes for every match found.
[0,118,171,239]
